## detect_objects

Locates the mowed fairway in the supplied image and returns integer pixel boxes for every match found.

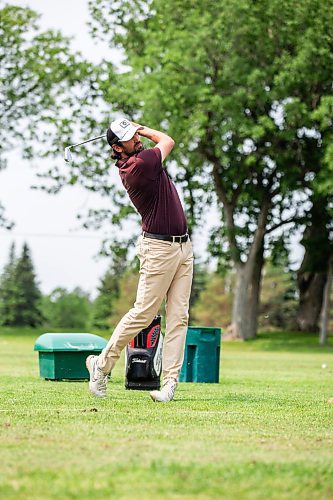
[0,330,332,499]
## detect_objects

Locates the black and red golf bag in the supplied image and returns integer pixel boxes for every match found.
[125,316,163,390]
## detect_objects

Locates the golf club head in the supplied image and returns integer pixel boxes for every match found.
[64,147,72,163]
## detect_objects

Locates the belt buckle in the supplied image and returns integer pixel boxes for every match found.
[172,235,187,243]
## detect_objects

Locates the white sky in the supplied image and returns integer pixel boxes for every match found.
[1,0,303,299]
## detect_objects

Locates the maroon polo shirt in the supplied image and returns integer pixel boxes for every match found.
[116,147,187,235]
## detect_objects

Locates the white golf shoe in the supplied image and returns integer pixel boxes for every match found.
[150,378,178,403]
[86,355,108,398]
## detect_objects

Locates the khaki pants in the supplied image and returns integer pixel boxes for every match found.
[98,235,193,381]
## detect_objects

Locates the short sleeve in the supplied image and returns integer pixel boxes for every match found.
[136,147,162,180]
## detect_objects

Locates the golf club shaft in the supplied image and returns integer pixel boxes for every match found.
[69,134,105,149]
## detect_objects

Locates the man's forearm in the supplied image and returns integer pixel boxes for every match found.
[137,126,174,145]
[132,122,175,161]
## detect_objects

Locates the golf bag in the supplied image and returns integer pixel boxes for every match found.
[125,316,163,390]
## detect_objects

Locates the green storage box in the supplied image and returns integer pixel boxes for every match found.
[180,326,221,383]
[34,333,107,380]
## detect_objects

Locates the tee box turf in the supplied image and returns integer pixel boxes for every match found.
[34,333,107,380]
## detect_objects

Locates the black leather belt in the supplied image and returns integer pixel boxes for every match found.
[143,232,189,243]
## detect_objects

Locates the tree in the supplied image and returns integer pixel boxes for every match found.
[0,4,98,225]
[92,270,121,329]
[108,270,139,328]
[13,243,43,326]
[86,0,333,339]
[319,255,333,345]
[0,242,43,326]
[0,242,17,325]
[296,194,332,331]
[260,260,298,331]
[191,274,233,329]
[42,287,91,330]
[296,96,333,333]
[189,261,209,320]
[91,241,134,329]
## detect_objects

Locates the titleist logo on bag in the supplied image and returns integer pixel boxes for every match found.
[125,316,163,391]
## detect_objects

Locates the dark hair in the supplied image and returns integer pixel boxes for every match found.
[107,128,119,147]
[111,145,121,160]
[107,128,121,160]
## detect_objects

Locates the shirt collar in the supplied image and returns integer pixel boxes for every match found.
[116,156,131,169]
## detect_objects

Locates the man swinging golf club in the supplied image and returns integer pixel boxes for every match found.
[86,118,193,402]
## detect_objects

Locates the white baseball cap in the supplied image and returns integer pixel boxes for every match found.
[107,117,141,145]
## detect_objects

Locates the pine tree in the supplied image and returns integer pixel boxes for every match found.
[0,243,43,327]
[12,243,43,326]
[0,242,18,325]
[92,270,121,329]
[92,243,131,329]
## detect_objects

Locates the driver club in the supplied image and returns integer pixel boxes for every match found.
[64,134,106,163]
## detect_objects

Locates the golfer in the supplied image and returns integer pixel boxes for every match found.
[86,118,193,402]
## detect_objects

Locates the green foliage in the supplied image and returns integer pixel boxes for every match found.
[0,4,97,163]
[189,262,209,311]
[295,193,332,333]
[0,202,13,230]
[207,225,233,276]
[259,261,298,330]
[0,242,43,326]
[91,270,121,330]
[0,4,101,228]
[4,1,331,335]
[192,262,300,332]
[94,259,211,331]
[86,0,333,259]
[13,243,43,326]
[108,270,139,328]
[191,273,233,328]
[91,242,134,329]
[86,0,333,340]
[0,243,18,325]
[269,236,293,270]
[312,96,333,191]
[299,194,333,274]
[41,287,91,330]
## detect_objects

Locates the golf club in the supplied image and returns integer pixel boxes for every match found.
[64,134,106,163]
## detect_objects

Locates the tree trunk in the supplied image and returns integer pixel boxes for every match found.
[297,195,331,332]
[320,255,333,345]
[209,158,270,340]
[247,241,264,339]
[231,242,265,340]
[297,272,327,332]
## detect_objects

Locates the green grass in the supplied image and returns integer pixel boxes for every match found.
[0,329,332,499]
